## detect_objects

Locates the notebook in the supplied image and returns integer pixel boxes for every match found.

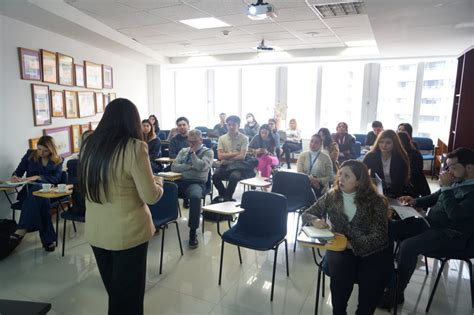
[302,226,335,240]
[392,206,431,227]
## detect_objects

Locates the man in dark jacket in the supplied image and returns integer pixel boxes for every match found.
[379,147,474,308]
[169,117,190,158]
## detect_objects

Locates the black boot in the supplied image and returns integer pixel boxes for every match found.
[189,229,198,249]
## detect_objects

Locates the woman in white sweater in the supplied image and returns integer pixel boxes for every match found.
[296,134,334,197]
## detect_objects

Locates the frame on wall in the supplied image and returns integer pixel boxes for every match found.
[31,84,52,126]
[90,121,99,131]
[78,91,96,118]
[41,49,57,84]
[85,61,103,89]
[57,53,74,86]
[95,92,104,113]
[43,126,72,157]
[64,90,79,119]
[19,48,42,81]
[109,92,116,101]
[29,138,40,149]
[71,125,81,153]
[103,93,111,108]
[102,64,113,89]
[75,64,85,87]
[81,123,90,134]
[50,90,64,117]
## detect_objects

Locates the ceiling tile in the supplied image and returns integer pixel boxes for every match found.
[98,12,171,29]
[323,15,371,28]
[187,1,248,17]
[135,34,188,45]
[273,6,320,22]
[65,0,140,18]
[219,14,271,26]
[238,22,286,34]
[117,0,187,10]
[149,4,210,21]
[278,20,326,31]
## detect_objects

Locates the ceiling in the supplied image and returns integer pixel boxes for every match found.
[1,0,473,64]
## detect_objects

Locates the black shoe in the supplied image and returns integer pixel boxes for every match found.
[183,199,190,209]
[377,289,404,309]
[43,243,56,252]
[189,235,198,249]
[224,197,236,202]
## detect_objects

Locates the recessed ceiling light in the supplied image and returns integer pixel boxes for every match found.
[179,17,230,30]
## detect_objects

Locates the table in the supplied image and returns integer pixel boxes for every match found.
[0,299,51,314]
[298,232,347,315]
[156,172,182,182]
[156,157,174,163]
[33,185,73,244]
[201,201,244,236]
[239,177,271,192]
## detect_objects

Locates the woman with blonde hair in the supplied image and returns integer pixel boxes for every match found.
[282,118,302,169]
[363,129,410,198]
[9,135,63,251]
[302,160,391,314]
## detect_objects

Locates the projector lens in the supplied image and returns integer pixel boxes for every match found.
[248,6,257,15]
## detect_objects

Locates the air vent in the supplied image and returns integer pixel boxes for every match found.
[313,1,365,18]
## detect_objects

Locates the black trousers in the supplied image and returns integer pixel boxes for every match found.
[282,141,301,167]
[92,242,149,315]
[326,248,392,315]
[390,218,467,293]
[212,168,243,200]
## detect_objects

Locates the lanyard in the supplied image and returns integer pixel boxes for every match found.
[310,151,321,172]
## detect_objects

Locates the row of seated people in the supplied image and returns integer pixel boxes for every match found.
[301,147,474,313]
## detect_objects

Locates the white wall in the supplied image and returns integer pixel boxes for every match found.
[0,15,149,219]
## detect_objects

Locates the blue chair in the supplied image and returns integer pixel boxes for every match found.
[158,129,170,141]
[352,141,362,159]
[60,207,85,257]
[202,138,212,149]
[271,171,316,252]
[413,137,435,176]
[195,126,209,138]
[354,133,367,146]
[218,191,289,301]
[148,182,183,274]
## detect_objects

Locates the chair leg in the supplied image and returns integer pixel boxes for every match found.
[425,256,429,275]
[315,264,322,315]
[159,226,166,275]
[61,219,67,257]
[293,212,301,252]
[72,221,77,233]
[56,207,60,245]
[425,259,447,312]
[284,239,289,277]
[177,203,182,218]
[218,240,225,285]
[175,222,183,256]
[237,246,242,264]
[466,259,474,308]
[322,273,326,298]
[271,245,279,301]
[201,214,205,234]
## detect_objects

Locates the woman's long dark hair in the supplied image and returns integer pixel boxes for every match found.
[318,128,332,149]
[257,124,276,148]
[79,98,143,203]
[149,114,160,133]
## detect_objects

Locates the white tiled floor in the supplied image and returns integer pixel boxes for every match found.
[1,176,473,314]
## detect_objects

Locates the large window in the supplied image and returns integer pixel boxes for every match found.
[320,62,364,134]
[376,61,418,130]
[241,66,276,126]
[175,69,208,127]
[214,67,239,119]
[418,59,457,139]
[287,64,318,137]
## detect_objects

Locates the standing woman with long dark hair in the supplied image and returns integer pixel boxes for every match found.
[80,99,163,315]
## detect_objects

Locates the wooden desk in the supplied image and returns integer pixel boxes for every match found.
[202,201,244,236]
[156,172,182,182]
[0,299,51,314]
[298,232,347,315]
[239,177,271,191]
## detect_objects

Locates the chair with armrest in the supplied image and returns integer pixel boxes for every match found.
[148,181,183,274]
[158,130,170,141]
[271,171,316,252]
[412,137,435,176]
[218,191,289,301]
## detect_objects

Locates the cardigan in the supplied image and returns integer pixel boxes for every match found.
[84,139,163,251]
[363,150,409,198]
[13,149,63,185]
[171,145,214,183]
[296,150,333,188]
[302,190,388,257]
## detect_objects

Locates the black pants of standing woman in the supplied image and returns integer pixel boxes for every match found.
[92,242,149,315]
[326,247,392,315]
[282,141,302,169]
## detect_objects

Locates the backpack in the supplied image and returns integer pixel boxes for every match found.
[0,219,18,260]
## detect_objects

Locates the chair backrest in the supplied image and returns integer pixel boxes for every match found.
[195,126,208,137]
[271,171,315,209]
[60,171,68,185]
[413,137,434,152]
[148,181,179,223]
[66,159,78,184]
[354,133,367,146]
[158,130,170,141]
[352,141,362,158]
[237,191,287,239]
[203,138,212,149]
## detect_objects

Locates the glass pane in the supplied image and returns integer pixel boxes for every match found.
[418,59,457,140]
[241,66,276,126]
[175,69,208,127]
[214,67,239,119]
[161,70,176,130]
[320,62,364,134]
[287,64,318,138]
[376,61,417,130]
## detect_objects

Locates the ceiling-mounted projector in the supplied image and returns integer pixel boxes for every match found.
[247,0,277,20]
[256,39,274,51]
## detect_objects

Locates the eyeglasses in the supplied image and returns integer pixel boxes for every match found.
[444,162,460,171]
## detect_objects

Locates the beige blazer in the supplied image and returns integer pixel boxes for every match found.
[85,139,163,251]
[296,150,334,187]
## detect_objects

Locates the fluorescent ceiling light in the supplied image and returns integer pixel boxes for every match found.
[179,17,230,29]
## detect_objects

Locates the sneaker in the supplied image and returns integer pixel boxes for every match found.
[43,243,56,252]
[183,199,190,209]
[189,235,199,249]
[377,289,404,310]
